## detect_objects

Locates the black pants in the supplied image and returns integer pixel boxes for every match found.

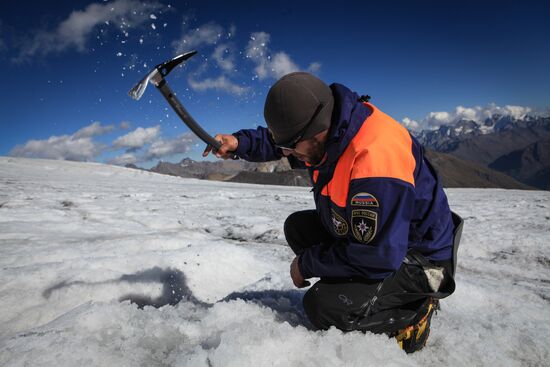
[284,210,453,333]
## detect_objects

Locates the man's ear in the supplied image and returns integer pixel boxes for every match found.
[313,129,330,143]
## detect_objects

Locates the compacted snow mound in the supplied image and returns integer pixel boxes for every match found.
[0,157,549,366]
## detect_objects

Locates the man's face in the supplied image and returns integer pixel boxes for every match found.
[280,130,328,165]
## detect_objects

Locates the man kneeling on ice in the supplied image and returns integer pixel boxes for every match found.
[203,72,462,353]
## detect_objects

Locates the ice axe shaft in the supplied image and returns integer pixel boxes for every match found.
[150,71,221,150]
[129,51,235,157]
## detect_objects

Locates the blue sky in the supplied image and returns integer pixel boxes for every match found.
[1,0,549,166]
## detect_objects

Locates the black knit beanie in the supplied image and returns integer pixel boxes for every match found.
[264,72,334,144]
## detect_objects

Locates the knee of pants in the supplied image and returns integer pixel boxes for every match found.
[303,285,364,332]
[283,212,300,241]
[302,287,326,330]
[303,286,349,331]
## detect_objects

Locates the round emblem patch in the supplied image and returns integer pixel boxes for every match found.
[331,209,349,236]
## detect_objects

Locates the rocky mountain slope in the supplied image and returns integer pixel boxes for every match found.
[417,115,550,189]
[488,138,550,190]
[131,152,530,190]
[424,150,532,189]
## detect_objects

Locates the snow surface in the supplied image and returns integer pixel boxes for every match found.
[0,157,549,366]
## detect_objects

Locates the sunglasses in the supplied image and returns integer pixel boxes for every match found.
[273,103,324,151]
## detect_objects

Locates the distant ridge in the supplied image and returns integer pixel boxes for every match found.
[425,150,533,190]
[129,153,532,190]
[416,114,550,190]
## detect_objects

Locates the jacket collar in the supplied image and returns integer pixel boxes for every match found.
[322,83,372,166]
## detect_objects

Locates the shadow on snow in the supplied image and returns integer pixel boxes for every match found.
[43,266,312,329]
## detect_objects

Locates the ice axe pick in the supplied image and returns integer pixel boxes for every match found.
[128,51,235,158]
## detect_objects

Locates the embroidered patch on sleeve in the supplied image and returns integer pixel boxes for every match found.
[331,209,349,236]
[350,192,379,207]
[351,209,377,244]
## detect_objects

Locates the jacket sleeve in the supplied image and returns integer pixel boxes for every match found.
[299,177,415,280]
[232,126,283,162]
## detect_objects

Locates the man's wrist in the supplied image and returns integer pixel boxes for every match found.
[297,253,312,279]
[231,132,246,157]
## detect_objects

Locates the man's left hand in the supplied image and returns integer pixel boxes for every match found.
[290,256,310,288]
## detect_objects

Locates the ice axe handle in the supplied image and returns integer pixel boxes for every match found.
[156,81,238,159]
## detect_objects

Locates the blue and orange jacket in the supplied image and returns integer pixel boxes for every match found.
[233,84,454,280]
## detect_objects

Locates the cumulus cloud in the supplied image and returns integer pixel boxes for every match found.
[172,21,246,95]
[9,122,198,165]
[143,133,197,161]
[172,21,224,53]
[402,103,535,132]
[9,122,109,161]
[401,117,421,131]
[212,44,235,71]
[172,21,321,95]
[15,0,164,61]
[109,130,196,164]
[74,121,115,138]
[308,62,322,74]
[188,76,248,95]
[113,126,160,151]
[245,32,321,80]
[108,153,137,166]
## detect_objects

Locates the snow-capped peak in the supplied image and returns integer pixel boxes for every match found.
[415,114,550,149]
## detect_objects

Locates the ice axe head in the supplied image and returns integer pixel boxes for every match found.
[128,50,197,100]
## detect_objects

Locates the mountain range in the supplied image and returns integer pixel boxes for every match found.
[138,157,311,187]
[128,114,549,190]
[416,114,550,189]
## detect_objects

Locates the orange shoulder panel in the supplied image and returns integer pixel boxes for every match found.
[350,103,416,184]
[321,103,416,207]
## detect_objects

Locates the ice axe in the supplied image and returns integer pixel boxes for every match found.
[128,51,236,158]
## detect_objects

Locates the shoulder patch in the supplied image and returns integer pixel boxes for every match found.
[351,192,379,207]
[331,209,349,236]
[351,209,377,244]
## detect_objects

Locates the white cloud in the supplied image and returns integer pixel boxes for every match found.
[120,121,131,129]
[108,153,137,166]
[245,32,270,60]
[188,76,248,95]
[10,135,101,162]
[8,121,117,161]
[402,103,535,132]
[16,0,164,61]
[74,121,115,138]
[307,62,322,74]
[245,32,321,80]
[172,21,322,94]
[401,117,421,131]
[212,44,235,71]
[266,52,299,80]
[113,126,160,151]
[172,21,224,53]
[143,133,197,161]
[172,21,246,95]
[8,122,198,164]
